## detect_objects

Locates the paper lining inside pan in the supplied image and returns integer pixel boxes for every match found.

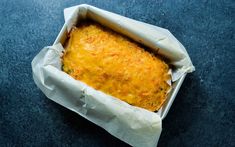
[32,4,195,147]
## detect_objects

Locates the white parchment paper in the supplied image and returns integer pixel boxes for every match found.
[32,4,195,147]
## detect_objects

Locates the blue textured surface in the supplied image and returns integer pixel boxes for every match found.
[0,0,234,146]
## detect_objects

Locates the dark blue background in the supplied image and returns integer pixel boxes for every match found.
[0,0,234,146]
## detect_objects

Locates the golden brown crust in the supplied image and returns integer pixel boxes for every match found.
[62,21,171,111]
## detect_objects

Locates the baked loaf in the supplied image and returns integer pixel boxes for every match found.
[62,21,170,111]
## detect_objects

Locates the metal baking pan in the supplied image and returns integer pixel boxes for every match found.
[53,19,186,119]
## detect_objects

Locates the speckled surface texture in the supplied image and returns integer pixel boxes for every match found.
[0,0,234,146]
